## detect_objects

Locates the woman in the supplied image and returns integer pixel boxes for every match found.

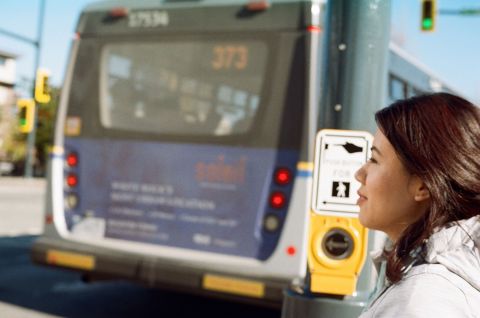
[355,93,480,317]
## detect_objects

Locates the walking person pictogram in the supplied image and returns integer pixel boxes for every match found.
[337,182,347,197]
[332,181,350,198]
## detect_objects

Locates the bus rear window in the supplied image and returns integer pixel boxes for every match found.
[99,40,267,136]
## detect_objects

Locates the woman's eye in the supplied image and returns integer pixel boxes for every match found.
[368,157,378,164]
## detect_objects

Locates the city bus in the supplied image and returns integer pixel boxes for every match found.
[31,0,460,314]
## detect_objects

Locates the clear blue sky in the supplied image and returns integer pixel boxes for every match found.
[0,0,479,103]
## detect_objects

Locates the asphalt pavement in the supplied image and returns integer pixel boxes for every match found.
[0,236,280,317]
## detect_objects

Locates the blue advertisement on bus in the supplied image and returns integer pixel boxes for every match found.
[63,138,297,260]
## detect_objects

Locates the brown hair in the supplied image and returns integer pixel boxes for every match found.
[375,92,480,283]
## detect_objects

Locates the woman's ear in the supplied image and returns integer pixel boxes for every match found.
[411,176,430,202]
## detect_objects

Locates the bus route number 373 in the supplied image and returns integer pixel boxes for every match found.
[212,45,248,71]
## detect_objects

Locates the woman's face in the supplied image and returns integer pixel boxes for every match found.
[355,129,429,241]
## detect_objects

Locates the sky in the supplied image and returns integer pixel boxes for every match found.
[0,0,479,104]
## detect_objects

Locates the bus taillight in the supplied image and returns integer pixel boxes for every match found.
[270,192,286,209]
[109,7,128,18]
[66,152,78,167]
[246,0,270,11]
[274,168,292,185]
[66,173,78,188]
[45,214,54,224]
[307,25,322,33]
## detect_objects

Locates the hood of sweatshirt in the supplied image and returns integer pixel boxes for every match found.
[424,215,480,292]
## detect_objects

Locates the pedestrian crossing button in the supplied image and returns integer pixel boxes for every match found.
[322,228,354,260]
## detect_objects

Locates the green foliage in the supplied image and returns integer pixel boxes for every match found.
[3,110,27,162]
[3,135,26,162]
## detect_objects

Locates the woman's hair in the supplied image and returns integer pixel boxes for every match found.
[375,92,480,283]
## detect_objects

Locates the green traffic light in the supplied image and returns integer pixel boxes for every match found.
[422,18,433,30]
[19,118,26,126]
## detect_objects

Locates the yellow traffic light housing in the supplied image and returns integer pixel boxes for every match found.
[17,98,36,133]
[35,68,51,104]
[421,0,436,32]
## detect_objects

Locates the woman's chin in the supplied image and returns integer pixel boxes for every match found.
[358,210,368,227]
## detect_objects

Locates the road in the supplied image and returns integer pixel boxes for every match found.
[0,177,280,317]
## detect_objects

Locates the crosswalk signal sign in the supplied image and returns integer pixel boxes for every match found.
[421,0,436,32]
[17,98,36,133]
[35,68,51,104]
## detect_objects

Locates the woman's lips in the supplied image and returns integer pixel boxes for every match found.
[357,191,367,205]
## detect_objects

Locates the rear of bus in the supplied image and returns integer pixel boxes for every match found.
[32,0,323,305]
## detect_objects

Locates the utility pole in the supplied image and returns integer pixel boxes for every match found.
[0,0,46,178]
[25,0,46,178]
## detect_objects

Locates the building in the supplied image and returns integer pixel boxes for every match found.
[0,49,17,164]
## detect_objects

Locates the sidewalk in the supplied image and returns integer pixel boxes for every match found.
[0,176,46,187]
[0,301,60,318]
[0,177,46,236]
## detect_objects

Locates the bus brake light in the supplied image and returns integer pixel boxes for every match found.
[270,192,286,209]
[66,152,79,167]
[274,168,292,185]
[66,173,78,187]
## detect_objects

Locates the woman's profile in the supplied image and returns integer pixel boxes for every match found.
[355,93,480,317]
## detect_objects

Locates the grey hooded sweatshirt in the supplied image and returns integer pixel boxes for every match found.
[359,215,480,318]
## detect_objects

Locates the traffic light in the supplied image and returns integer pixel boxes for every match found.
[17,98,36,133]
[421,0,436,32]
[35,68,51,104]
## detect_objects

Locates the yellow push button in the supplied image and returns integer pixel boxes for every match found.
[307,214,368,295]
[322,228,354,260]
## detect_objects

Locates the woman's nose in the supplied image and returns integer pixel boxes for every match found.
[354,165,366,184]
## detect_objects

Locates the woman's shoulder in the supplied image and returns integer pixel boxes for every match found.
[406,263,479,297]
[361,263,480,318]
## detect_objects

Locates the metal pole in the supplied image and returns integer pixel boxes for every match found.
[25,0,46,178]
[438,8,480,15]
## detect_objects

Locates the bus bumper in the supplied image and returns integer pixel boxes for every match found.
[31,237,286,307]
